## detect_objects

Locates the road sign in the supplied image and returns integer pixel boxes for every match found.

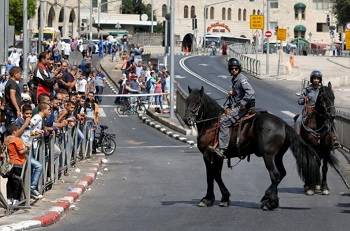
[250,15,264,30]
[277,28,287,41]
[265,30,272,38]
[346,30,350,50]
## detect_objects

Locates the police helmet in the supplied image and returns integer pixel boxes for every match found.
[310,70,322,83]
[227,58,241,73]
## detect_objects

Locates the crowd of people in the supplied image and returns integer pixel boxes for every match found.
[1,46,101,207]
[116,52,171,113]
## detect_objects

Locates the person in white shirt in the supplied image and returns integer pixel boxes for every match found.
[76,72,88,95]
[27,53,37,74]
[9,49,21,67]
[63,43,71,60]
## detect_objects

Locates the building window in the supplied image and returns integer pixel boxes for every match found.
[238,8,241,21]
[227,8,232,20]
[243,9,246,21]
[92,0,97,8]
[184,5,189,18]
[101,0,108,13]
[270,0,278,8]
[313,0,334,10]
[257,9,261,15]
[59,8,64,23]
[269,21,278,33]
[210,7,214,19]
[253,9,256,15]
[162,4,167,17]
[222,8,226,20]
[316,22,328,32]
[191,6,196,18]
[205,8,208,19]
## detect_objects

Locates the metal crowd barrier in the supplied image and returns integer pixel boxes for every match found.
[228,46,261,77]
[0,122,94,214]
[175,84,188,121]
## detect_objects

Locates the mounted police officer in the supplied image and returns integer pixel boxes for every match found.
[210,58,255,157]
[296,70,339,148]
[298,70,322,106]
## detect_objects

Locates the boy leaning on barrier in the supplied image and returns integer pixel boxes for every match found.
[5,124,27,205]
[15,104,43,199]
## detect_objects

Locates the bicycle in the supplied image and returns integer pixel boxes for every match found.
[116,96,147,115]
[94,125,117,156]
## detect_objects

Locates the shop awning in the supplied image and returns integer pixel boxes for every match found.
[294,24,306,32]
[294,2,306,10]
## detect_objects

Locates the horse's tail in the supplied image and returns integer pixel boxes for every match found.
[285,124,320,186]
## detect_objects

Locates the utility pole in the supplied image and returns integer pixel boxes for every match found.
[89,0,93,41]
[0,0,9,75]
[39,0,45,53]
[151,0,154,33]
[266,0,270,75]
[78,0,81,37]
[23,0,29,82]
[98,0,101,39]
[164,0,170,69]
[169,0,175,119]
[203,1,207,48]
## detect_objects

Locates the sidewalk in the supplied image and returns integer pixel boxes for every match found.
[0,156,105,230]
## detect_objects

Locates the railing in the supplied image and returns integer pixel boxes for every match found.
[0,122,94,215]
[175,84,188,122]
[335,111,350,151]
[228,46,261,77]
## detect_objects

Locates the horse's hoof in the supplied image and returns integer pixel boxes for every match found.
[305,189,315,196]
[314,185,321,194]
[219,201,230,207]
[197,198,214,207]
[322,189,330,195]
[197,201,208,207]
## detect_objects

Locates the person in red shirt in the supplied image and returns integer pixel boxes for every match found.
[33,52,56,103]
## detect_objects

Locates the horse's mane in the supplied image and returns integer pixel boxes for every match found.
[190,89,223,119]
[319,85,335,101]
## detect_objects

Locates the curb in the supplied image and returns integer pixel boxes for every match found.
[138,113,196,146]
[0,159,103,231]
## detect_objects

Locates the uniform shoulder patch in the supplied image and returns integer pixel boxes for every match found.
[241,79,249,85]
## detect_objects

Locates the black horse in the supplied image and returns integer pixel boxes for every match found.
[184,86,320,210]
[296,83,336,195]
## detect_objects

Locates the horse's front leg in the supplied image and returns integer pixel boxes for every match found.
[212,157,231,207]
[198,155,215,207]
[321,154,330,195]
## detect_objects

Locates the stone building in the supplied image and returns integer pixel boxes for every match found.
[145,0,339,48]
[30,0,79,39]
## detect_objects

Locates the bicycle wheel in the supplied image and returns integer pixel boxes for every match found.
[116,105,126,115]
[102,137,117,156]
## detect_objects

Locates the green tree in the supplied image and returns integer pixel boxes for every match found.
[333,0,350,27]
[9,0,36,34]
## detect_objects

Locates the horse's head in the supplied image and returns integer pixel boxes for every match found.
[184,86,204,127]
[315,82,335,121]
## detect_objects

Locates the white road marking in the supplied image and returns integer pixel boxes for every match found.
[179,56,226,94]
[114,108,128,118]
[217,75,229,79]
[199,63,208,66]
[281,111,296,118]
[175,75,186,79]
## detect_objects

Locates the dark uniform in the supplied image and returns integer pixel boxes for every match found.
[212,58,255,156]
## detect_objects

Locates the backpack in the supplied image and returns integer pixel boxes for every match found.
[0,144,13,177]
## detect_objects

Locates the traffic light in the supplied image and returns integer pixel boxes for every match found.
[162,14,171,47]
[274,26,279,35]
[339,32,343,41]
[326,14,330,26]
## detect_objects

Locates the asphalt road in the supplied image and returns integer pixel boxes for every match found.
[41,55,350,231]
